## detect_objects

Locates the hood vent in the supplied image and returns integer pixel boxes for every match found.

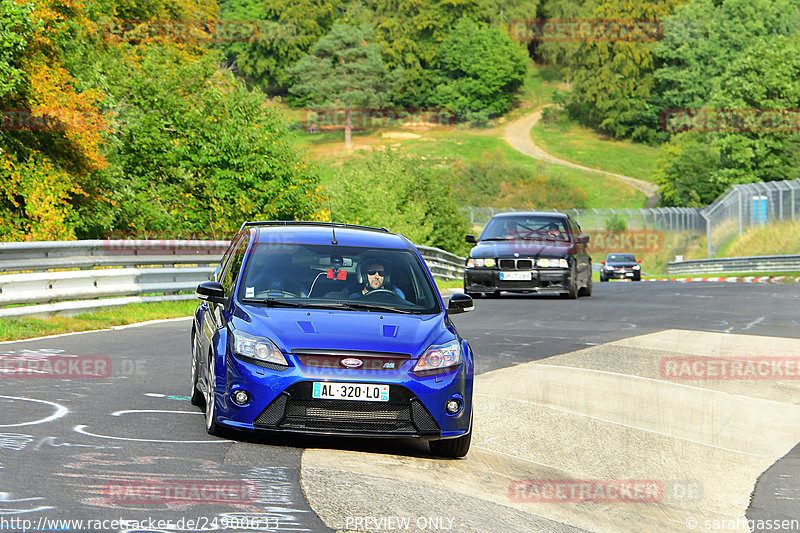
[297,321,317,334]
[382,325,398,337]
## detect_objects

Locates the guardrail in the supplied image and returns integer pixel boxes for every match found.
[667,255,800,275]
[0,240,466,317]
[416,245,465,281]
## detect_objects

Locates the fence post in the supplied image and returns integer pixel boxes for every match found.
[701,211,712,257]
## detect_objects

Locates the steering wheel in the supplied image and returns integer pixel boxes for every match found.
[359,289,406,301]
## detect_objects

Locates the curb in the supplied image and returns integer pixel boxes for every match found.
[642,276,800,283]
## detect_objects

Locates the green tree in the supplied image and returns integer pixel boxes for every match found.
[653,0,800,123]
[564,0,688,141]
[221,0,343,94]
[94,44,324,237]
[288,22,397,147]
[355,0,487,108]
[655,133,722,207]
[654,3,800,205]
[431,17,529,123]
[330,151,469,255]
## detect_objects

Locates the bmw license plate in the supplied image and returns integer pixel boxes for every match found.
[499,271,532,281]
[312,382,390,402]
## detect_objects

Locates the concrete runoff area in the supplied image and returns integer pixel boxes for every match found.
[299,330,800,533]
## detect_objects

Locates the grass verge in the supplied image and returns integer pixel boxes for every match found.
[530,113,661,182]
[0,300,198,342]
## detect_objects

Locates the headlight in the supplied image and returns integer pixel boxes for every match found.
[633,265,641,270]
[232,331,287,366]
[467,258,494,268]
[605,264,614,270]
[537,258,568,268]
[413,340,462,375]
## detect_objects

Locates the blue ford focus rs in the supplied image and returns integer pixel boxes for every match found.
[191,221,475,457]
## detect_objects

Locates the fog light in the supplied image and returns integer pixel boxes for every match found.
[232,390,249,405]
[445,399,461,414]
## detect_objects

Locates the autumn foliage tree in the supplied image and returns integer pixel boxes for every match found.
[0,0,109,240]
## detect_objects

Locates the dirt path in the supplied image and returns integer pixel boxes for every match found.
[504,106,660,207]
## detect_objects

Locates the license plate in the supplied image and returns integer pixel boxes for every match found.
[626,272,634,277]
[312,382,390,402]
[499,271,532,281]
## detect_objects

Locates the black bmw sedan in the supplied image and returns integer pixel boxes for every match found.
[463,212,592,299]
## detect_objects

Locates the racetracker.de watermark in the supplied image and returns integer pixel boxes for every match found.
[102,239,229,255]
[102,19,296,44]
[103,480,258,505]
[660,108,800,133]
[509,19,663,42]
[509,479,663,503]
[0,108,96,132]
[300,108,457,131]
[660,357,800,380]
[587,230,664,254]
[0,356,111,379]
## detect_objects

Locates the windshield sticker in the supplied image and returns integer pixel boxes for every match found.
[246,287,255,298]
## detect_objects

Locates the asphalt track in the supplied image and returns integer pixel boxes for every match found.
[0,281,798,533]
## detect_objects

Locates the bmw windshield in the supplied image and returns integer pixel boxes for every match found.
[480,216,570,242]
[238,243,442,314]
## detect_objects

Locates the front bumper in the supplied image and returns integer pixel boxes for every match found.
[604,269,640,279]
[465,267,570,294]
[213,350,472,440]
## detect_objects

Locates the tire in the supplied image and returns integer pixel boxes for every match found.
[600,273,608,282]
[204,350,223,436]
[561,265,578,299]
[429,419,472,458]
[579,269,593,297]
[190,331,204,408]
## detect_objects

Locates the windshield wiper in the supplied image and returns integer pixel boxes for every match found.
[241,298,305,308]
[481,237,511,241]
[341,301,412,314]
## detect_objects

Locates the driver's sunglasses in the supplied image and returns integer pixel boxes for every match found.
[367,270,385,276]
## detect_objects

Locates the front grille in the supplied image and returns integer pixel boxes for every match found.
[499,258,533,270]
[253,383,440,435]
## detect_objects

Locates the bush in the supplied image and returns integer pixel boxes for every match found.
[431,17,529,124]
[329,151,469,255]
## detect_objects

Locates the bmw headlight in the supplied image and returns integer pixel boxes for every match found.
[232,331,287,366]
[537,258,568,268]
[413,340,463,375]
[467,258,495,268]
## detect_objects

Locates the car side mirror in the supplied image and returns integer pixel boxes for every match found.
[465,234,477,244]
[600,260,605,264]
[448,293,474,314]
[637,259,642,263]
[196,281,227,305]
[576,234,589,244]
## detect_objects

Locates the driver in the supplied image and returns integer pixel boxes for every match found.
[352,260,405,299]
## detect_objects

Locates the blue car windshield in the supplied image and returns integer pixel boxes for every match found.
[238,243,442,314]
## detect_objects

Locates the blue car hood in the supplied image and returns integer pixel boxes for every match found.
[232,306,450,358]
